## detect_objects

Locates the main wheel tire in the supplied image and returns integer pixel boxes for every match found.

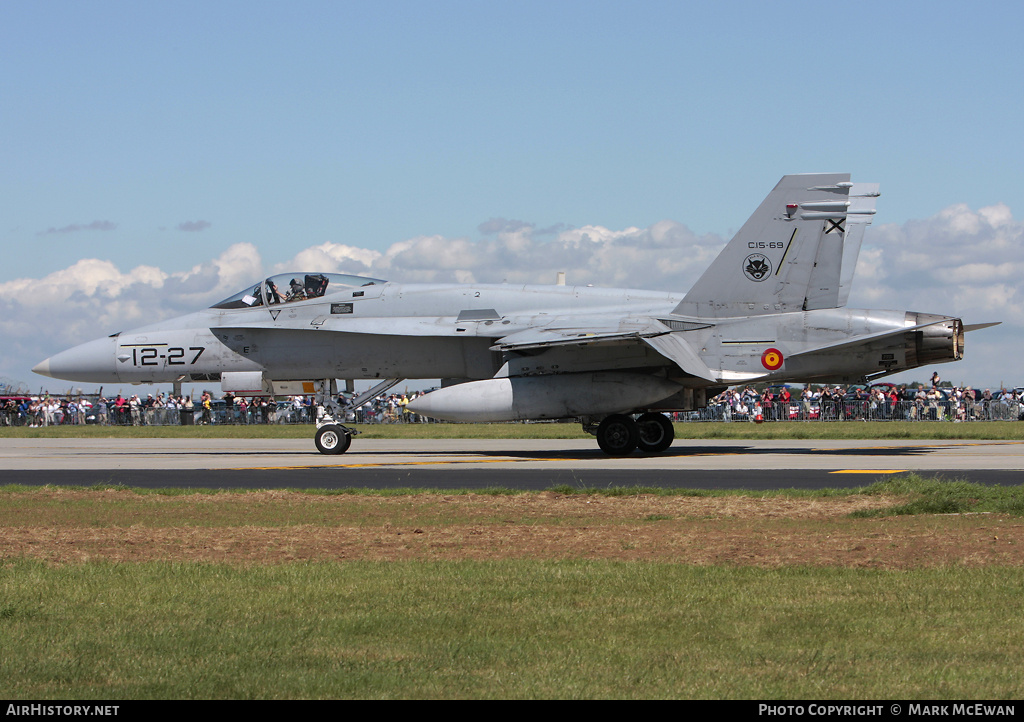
[596,414,639,456]
[636,412,674,453]
[315,424,351,455]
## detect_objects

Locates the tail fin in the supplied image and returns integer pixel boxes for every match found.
[674,173,878,317]
[836,182,880,306]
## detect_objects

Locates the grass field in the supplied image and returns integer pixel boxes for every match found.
[1,475,1024,699]
[2,560,1023,699]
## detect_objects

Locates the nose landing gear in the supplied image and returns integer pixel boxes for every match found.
[311,377,404,455]
[315,424,352,455]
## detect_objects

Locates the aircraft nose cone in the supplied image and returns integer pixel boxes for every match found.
[32,358,53,378]
[33,336,119,383]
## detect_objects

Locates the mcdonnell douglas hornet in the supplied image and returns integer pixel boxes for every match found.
[34,174,994,455]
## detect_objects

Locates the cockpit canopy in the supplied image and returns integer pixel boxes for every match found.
[212,272,387,310]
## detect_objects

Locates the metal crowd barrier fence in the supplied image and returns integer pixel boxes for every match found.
[682,399,1023,423]
[7,397,1021,427]
[4,403,440,426]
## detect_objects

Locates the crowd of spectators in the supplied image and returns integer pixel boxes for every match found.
[1,393,201,427]
[700,383,1024,423]
[339,391,431,424]
[0,389,435,426]
[6,377,1024,427]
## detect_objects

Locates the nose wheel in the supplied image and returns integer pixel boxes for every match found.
[315,424,352,454]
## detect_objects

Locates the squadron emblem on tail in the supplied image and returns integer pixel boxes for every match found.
[743,254,772,281]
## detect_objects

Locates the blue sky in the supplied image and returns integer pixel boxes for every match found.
[3,1,1022,391]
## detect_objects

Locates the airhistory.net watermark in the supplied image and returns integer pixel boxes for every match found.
[6,706,119,717]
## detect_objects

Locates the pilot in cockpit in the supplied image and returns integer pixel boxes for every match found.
[286,278,307,302]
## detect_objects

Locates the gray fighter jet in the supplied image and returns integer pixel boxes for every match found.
[34,174,994,455]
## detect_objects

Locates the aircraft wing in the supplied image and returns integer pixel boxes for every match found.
[490,317,668,351]
[492,318,719,382]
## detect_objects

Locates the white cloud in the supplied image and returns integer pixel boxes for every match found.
[356,220,723,291]
[274,242,381,275]
[845,203,1022,386]
[979,203,1013,229]
[208,243,264,294]
[852,201,1024,329]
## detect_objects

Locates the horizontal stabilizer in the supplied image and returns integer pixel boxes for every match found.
[641,334,718,382]
[963,322,1001,332]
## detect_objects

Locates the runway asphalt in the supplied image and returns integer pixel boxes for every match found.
[2,438,1023,489]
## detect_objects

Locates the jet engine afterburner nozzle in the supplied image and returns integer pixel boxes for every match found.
[905,314,964,367]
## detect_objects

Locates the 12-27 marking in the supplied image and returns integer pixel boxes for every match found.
[130,346,205,366]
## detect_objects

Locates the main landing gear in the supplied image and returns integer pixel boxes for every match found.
[585,412,675,456]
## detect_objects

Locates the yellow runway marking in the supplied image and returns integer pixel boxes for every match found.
[829,470,907,474]
[815,441,1020,452]
[237,458,549,471]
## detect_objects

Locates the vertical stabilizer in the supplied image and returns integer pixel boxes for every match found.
[836,182,880,306]
[674,173,877,318]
